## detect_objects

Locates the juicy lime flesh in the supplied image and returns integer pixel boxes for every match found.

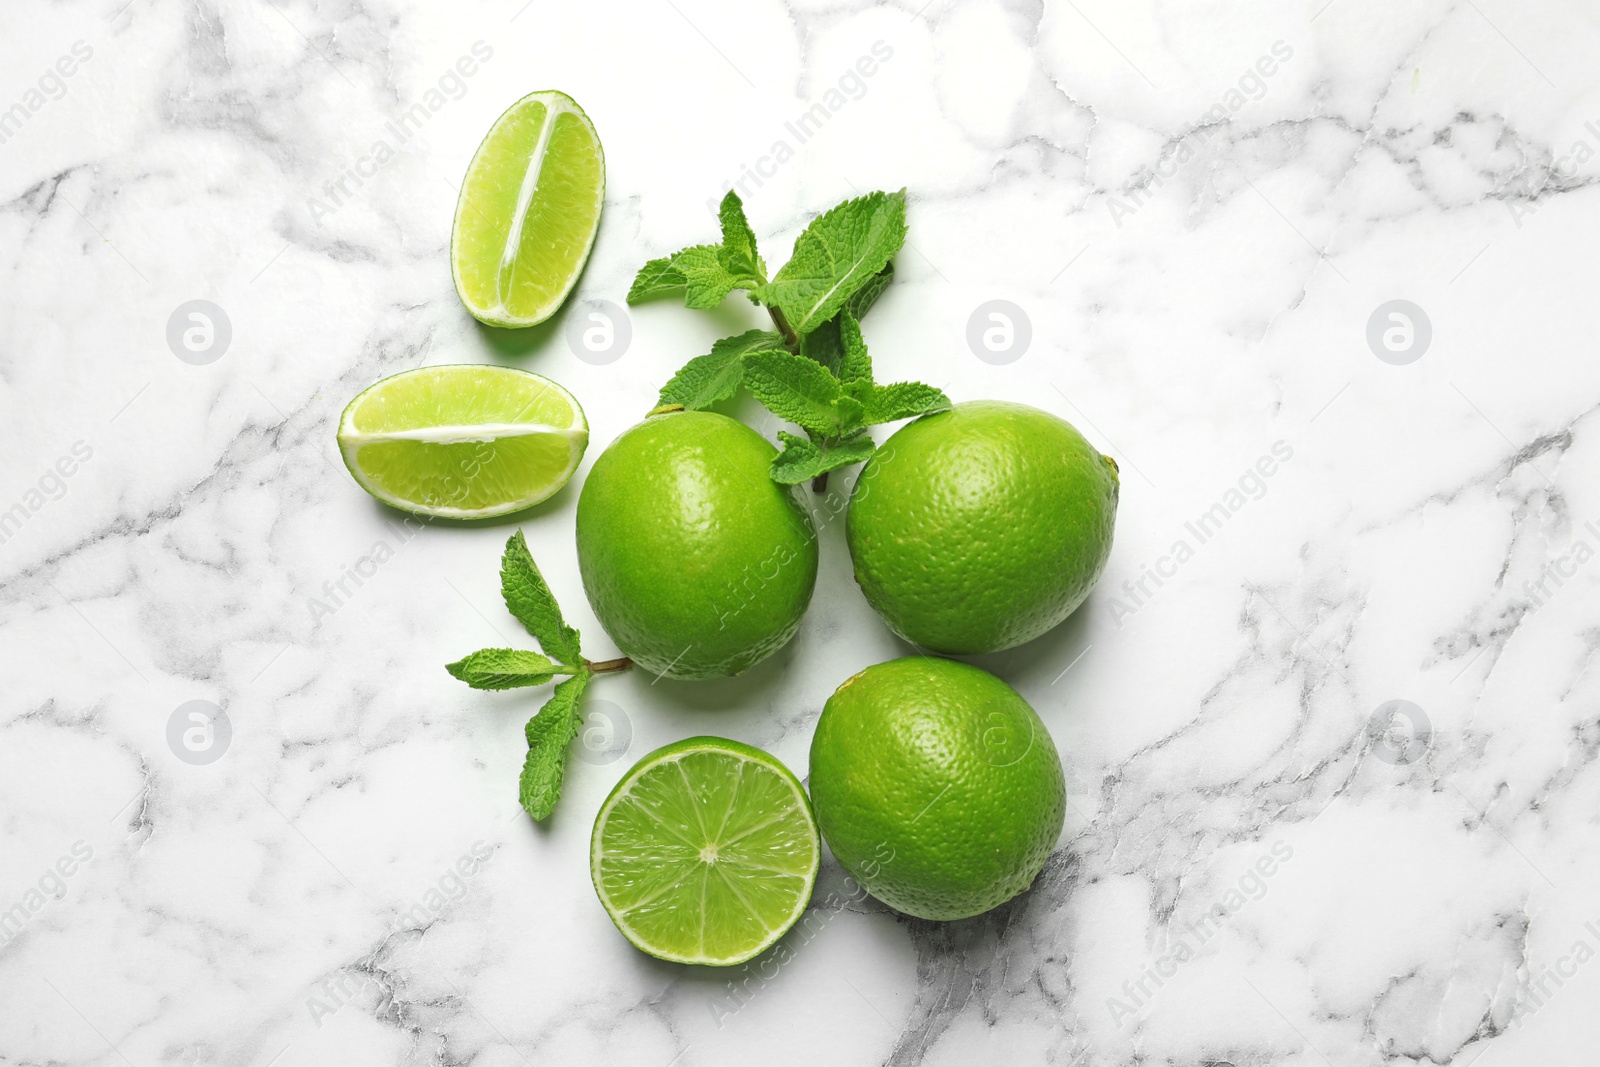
[347,364,579,432]
[592,738,820,965]
[452,92,604,326]
[847,400,1119,654]
[352,435,577,512]
[576,411,818,679]
[338,365,586,518]
[808,658,1066,921]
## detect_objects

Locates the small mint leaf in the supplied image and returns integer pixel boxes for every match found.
[628,245,744,309]
[799,264,895,376]
[628,245,720,303]
[717,191,766,286]
[845,262,894,319]
[500,531,582,665]
[658,329,786,410]
[629,194,771,309]
[753,189,907,335]
[768,432,823,484]
[800,320,843,376]
[769,431,876,485]
[446,648,563,690]
[834,394,866,435]
[742,350,845,436]
[520,671,591,820]
[823,432,878,471]
[852,381,951,425]
[683,264,744,310]
[838,310,872,386]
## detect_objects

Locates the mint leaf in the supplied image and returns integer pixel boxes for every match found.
[754,189,907,335]
[628,245,720,301]
[499,531,582,665]
[683,266,744,309]
[523,669,589,748]
[799,320,844,376]
[742,350,848,436]
[658,329,786,410]
[837,310,872,386]
[845,262,893,319]
[799,264,894,376]
[629,193,768,310]
[717,191,766,286]
[520,671,591,821]
[854,381,951,425]
[628,244,744,310]
[769,431,877,485]
[830,313,947,423]
[446,648,564,690]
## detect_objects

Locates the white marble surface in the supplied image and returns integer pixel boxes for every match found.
[5,0,1600,1063]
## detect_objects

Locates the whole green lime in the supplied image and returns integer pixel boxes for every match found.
[847,400,1118,654]
[576,411,818,680]
[808,657,1065,920]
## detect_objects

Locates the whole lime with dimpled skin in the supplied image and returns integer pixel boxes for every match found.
[576,410,818,680]
[846,400,1119,654]
[808,656,1066,921]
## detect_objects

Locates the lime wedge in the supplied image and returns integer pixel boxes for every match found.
[337,365,587,519]
[451,90,605,327]
[591,737,820,966]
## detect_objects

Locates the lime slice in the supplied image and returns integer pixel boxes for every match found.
[591,737,820,966]
[451,90,605,327]
[337,365,587,519]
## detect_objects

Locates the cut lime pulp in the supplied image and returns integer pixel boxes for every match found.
[451,90,605,327]
[591,737,819,966]
[336,365,586,518]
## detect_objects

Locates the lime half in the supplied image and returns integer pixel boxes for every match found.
[337,365,587,519]
[591,737,820,966]
[452,90,605,327]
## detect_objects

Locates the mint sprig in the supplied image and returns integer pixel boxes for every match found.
[743,321,947,483]
[628,192,769,309]
[628,189,949,489]
[445,531,630,822]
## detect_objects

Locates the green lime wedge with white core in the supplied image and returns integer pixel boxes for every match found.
[337,365,587,519]
[452,90,605,327]
[591,737,819,966]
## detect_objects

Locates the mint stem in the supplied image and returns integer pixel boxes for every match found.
[584,657,633,674]
[767,305,800,353]
[810,433,837,494]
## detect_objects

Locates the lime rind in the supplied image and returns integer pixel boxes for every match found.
[337,365,588,519]
[808,657,1066,921]
[574,411,820,679]
[591,737,820,966]
[451,90,605,328]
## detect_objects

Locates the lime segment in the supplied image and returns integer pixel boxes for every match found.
[452,90,605,327]
[591,737,819,966]
[337,365,587,519]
